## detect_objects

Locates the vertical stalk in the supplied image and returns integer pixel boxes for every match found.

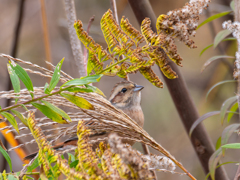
[40,0,52,71]
[128,0,228,179]
[63,0,86,77]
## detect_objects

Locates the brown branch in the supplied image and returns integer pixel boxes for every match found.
[40,0,52,71]
[128,0,228,179]
[63,0,86,77]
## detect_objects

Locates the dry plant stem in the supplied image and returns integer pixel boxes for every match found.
[128,0,228,179]
[40,0,52,71]
[83,16,95,73]
[234,1,240,179]
[63,0,86,77]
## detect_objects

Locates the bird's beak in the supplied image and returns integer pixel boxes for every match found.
[133,85,144,92]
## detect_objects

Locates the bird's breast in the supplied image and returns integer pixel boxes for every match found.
[122,107,144,127]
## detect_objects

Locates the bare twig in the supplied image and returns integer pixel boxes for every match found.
[128,0,228,179]
[63,0,86,77]
[40,0,52,71]
[83,15,95,74]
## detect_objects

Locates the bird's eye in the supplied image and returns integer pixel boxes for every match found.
[121,88,127,93]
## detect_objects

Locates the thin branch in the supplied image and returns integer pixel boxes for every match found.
[128,0,228,179]
[40,0,52,71]
[63,0,86,77]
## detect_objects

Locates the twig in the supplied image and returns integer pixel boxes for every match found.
[83,15,95,74]
[40,0,52,71]
[128,0,228,179]
[63,0,86,77]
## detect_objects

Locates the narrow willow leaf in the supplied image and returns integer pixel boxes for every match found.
[44,82,50,94]
[0,145,12,172]
[10,62,34,98]
[206,80,237,100]
[48,58,64,92]
[7,64,20,103]
[85,84,106,97]
[27,157,39,172]
[189,111,220,137]
[230,0,234,11]
[0,112,19,134]
[11,109,28,127]
[0,139,6,151]
[200,44,213,57]
[222,143,240,149]
[221,124,240,155]
[214,29,232,48]
[197,11,232,30]
[200,38,235,57]
[61,74,103,87]
[201,55,235,72]
[31,102,68,124]
[60,93,94,110]
[209,148,223,180]
[215,137,221,150]
[41,100,71,122]
[205,161,237,180]
[220,96,237,125]
[227,102,238,122]
[66,87,94,93]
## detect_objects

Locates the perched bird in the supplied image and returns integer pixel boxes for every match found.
[24,81,144,160]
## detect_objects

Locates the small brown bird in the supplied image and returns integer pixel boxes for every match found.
[24,81,144,160]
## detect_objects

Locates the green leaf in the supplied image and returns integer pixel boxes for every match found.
[200,44,213,57]
[189,111,220,137]
[215,137,221,150]
[10,62,34,98]
[205,161,237,180]
[230,1,234,11]
[11,109,28,127]
[0,145,12,172]
[41,100,71,122]
[66,87,94,93]
[0,112,19,134]
[222,143,240,149]
[227,102,238,122]
[48,58,64,92]
[201,55,235,72]
[214,29,232,48]
[68,153,75,163]
[70,160,79,168]
[61,74,103,87]
[31,102,68,124]
[197,11,232,30]
[7,64,20,104]
[27,156,39,172]
[209,148,223,180]
[220,96,237,125]
[87,56,94,75]
[60,93,94,110]
[44,82,50,94]
[206,80,237,100]
[85,84,106,97]
[200,38,236,57]
[221,124,240,155]
[6,175,16,180]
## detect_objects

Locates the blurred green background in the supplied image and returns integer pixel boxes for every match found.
[0,0,238,179]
